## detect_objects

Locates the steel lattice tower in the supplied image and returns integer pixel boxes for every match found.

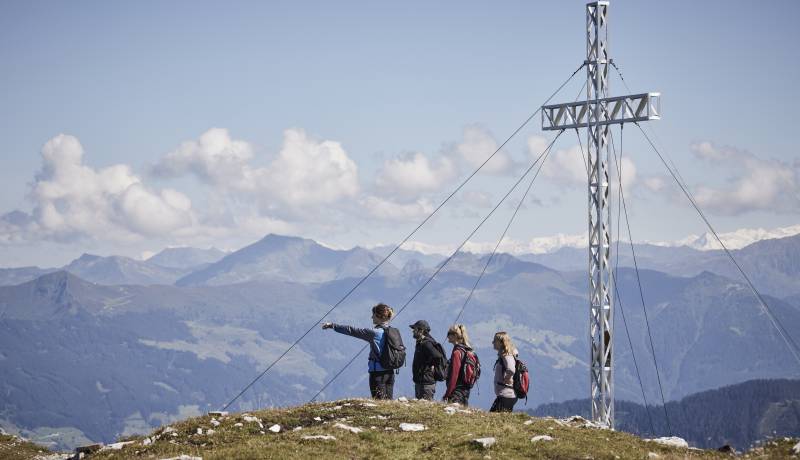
[541,1,661,428]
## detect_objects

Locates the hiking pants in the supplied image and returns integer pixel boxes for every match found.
[415,383,436,400]
[446,386,470,406]
[489,396,517,412]
[369,370,395,399]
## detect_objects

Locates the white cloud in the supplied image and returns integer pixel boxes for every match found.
[643,176,666,192]
[541,143,587,186]
[17,134,194,242]
[461,190,493,209]
[455,125,513,174]
[689,141,799,215]
[375,152,456,196]
[361,196,434,222]
[538,137,637,195]
[268,129,360,206]
[155,128,359,208]
[153,127,254,187]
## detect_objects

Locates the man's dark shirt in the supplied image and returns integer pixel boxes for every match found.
[412,335,439,385]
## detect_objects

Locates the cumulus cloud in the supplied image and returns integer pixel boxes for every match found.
[361,196,434,222]
[375,152,456,197]
[540,143,587,187]
[454,125,513,174]
[15,134,194,242]
[643,176,666,192]
[689,141,799,215]
[155,128,359,208]
[461,190,493,209]
[537,136,637,195]
[152,128,254,187]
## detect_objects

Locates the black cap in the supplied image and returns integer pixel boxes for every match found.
[409,320,430,331]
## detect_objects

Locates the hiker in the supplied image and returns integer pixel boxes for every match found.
[490,331,518,412]
[409,319,444,400]
[442,324,479,406]
[321,303,399,399]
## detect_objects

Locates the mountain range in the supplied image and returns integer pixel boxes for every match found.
[0,233,798,451]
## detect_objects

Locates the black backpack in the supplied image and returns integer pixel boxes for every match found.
[431,341,448,382]
[379,326,406,370]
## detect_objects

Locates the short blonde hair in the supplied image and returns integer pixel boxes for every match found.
[493,331,515,356]
[447,324,471,348]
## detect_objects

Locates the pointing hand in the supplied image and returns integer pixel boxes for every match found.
[322,322,333,330]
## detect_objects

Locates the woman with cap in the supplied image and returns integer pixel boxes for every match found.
[409,319,440,400]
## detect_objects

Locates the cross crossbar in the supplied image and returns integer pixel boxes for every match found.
[541,92,660,131]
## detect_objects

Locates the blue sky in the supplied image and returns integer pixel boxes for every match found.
[1,1,798,267]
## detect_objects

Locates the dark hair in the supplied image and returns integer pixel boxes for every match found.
[371,303,394,321]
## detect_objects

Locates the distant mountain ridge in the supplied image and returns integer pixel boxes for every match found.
[531,379,800,450]
[2,248,798,450]
[65,253,189,286]
[146,247,228,270]
[521,233,800,298]
[176,234,398,286]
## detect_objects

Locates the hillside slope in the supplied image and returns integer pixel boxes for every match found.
[531,379,800,450]
[5,399,799,460]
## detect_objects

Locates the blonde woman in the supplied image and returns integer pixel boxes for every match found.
[442,324,478,406]
[322,303,396,399]
[490,331,518,412]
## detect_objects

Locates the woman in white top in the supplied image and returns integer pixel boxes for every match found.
[490,331,518,412]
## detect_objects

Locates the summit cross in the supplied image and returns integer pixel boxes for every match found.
[541,1,661,429]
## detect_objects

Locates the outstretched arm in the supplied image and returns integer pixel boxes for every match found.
[328,324,376,343]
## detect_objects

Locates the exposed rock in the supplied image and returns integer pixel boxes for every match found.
[196,428,203,435]
[206,429,215,435]
[524,420,534,425]
[293,426,303,431]
[647,453,660,459]
[208,411,228,417]
[268,424,281,433]
[530,435,553,443]
[234,422,243,428]
[163,427,176,434]
[210,419,220,427]
[313,417,322,421]
[444,406,457,415]
[793,440,800,455]
[472,437,496,449]
[75,444,102,454]
[717,444,735,454]
[645,436,689,449]
[561,415,609,430]
[362,402,377,407]
[301,435,336,441]
[101,441,135,451]
[399,423,426,432]
[333,422,363,434]
[159,456,202,460]
[397,397,409,402]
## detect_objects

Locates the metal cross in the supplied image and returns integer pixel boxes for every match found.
[541,1,661,429]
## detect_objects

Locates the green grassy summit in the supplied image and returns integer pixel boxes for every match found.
[2,399,798,459]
